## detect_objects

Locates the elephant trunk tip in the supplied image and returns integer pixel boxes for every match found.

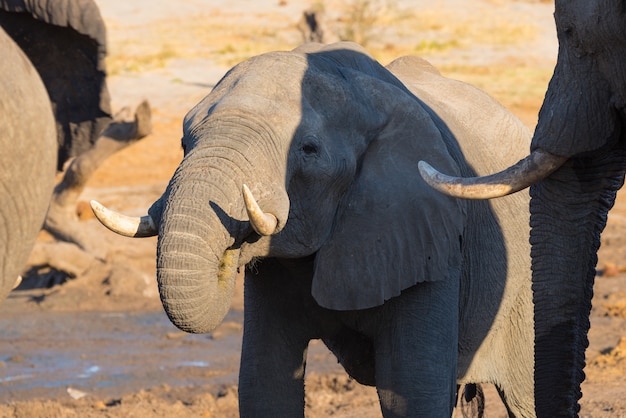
[158,248,241,334]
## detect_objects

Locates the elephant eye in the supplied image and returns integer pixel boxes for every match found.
[299,136,321,157]
[301,143,319,155]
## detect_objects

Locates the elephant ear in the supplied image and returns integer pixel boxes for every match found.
[311,79,466,311]
[0,0,112,169]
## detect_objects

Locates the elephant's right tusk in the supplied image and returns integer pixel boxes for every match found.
[418,149,568,199]
[90,200,158,237]
[242,184,278,236]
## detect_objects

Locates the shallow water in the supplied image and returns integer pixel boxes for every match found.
[0,309,243,401]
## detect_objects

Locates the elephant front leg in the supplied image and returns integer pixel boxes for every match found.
[239,331,309,417]
[374,279,459,417]
[238,261,316,417]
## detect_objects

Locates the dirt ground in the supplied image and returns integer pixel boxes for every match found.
[2,0,626,416]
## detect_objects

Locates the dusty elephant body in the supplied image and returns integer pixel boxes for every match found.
[0,0,111,303]
[419,1,626,415]
[0,0,152,300]
[94,42,535,416]
[0,28,56,302]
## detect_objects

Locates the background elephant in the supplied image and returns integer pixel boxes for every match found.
[0,0,150,303]
[93,42,535,416]
[0,28,56,302]
[419,1,626,416]
[0,0,112,169]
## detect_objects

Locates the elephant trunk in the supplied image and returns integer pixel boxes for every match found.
[531,153,626,416]
[529,30,626,413]
[155,159,244,334]
[153,136,289,334]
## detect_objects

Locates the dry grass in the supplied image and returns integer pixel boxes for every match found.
[104,2,551,126]
[105,11,300,73]
[106,2,540,72]
[107,42,178,74]
[332,0,397,45]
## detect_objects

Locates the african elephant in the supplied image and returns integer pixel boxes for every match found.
[419,1,626,416]
[0,28,56,302]
[0,0,115,303]
[92,42,535,417]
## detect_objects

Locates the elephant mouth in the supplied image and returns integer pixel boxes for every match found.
[218,248,241,288]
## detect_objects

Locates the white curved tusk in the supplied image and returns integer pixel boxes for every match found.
[90,200,158,237]
[242,184,278,236]
[12,275,22,290]
[418,150,567,200]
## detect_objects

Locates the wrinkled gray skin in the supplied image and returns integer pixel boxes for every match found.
[526,1,626,416]
[0,0,112,302]
[0,0,112,169]
[0,27,56,302]
[145,42,535,417]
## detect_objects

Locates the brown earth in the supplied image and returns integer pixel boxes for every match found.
[2,0,626,417]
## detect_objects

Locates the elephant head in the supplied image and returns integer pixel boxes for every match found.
[419,1,626,415]
[92,42,464,334]
[0,0,112,169]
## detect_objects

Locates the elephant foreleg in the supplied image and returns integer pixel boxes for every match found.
[373,279,459,418]
[239,332,309,417]
[239,259,317,417]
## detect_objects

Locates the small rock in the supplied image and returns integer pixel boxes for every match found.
[67,387,89,399]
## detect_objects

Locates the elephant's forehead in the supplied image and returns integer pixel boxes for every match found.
[220,53,313,99]
[184,52,352,129]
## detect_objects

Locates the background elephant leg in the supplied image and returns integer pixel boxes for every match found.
[44,101,152,257]
[21,102,152,288]
[239,259,317,417]
[373,278,459,417]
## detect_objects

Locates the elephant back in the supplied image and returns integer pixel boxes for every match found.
[387,55,531,176]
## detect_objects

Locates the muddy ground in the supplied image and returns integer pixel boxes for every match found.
[2,0,626,416]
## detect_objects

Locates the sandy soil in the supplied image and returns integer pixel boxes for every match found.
[2,0,626,416]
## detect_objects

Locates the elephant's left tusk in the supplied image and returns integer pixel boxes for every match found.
[242,184,278,236]
[90,200,158,237]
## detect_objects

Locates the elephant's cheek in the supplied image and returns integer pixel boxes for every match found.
[269,229,324,259]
